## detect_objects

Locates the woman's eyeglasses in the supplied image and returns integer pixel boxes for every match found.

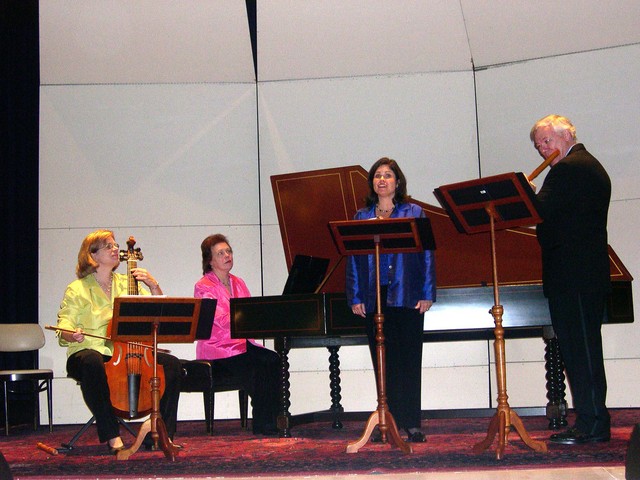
[215,248,233,258]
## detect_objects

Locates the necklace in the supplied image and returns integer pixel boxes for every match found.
[376,204,394,214]
[94,272,113,294]
[216,275,230,287]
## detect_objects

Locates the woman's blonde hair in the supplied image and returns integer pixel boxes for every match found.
[76,229,118,278]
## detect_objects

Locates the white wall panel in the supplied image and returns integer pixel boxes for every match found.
[423,341,489,368]
[40,83,259,228]
[258,0,471,81]
[40,0,255,84]
[500,362,549,408]
[39,1,640,83]
[606,360,640,407]
[51,378,92,425]
[475,44,640,203]
[423,366,490,410]
[495,338,547,364]
[288,370,376,415]
[258,72,480,227]
[462,0,640,67]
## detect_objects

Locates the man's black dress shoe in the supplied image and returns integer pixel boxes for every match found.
[549,427,610,445]
[253,424,280,436]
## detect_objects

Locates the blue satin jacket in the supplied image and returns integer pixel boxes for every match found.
[346,202,436,312]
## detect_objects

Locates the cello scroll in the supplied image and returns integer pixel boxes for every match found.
[119,236,143,295]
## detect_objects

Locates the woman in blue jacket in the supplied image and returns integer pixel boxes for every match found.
[346,157,436,442]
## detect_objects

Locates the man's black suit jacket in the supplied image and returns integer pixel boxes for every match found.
[535,143,612,297]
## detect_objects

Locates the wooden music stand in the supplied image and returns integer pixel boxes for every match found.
[434,172,548,459]
[329,217,435,454]
[109,296,209,461]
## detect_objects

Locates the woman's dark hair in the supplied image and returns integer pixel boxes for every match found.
[364,157,409,207]
[201,233,230,275]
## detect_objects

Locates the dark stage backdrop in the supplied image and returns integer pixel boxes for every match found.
[0,0,40,427]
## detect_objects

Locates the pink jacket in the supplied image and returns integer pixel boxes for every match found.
[194,271,262,360]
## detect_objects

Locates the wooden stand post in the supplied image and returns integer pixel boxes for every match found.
[328,218,435,454]
[346,239,411,453]
[109,296,211,461]
[117,321,180,461]
[434,172,549,459]
[471,205,547,459]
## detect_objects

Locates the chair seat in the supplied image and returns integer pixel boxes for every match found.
[180,361,213,391]
[181,360,246,392]
[0,370,54,380]
[180,359,248,434]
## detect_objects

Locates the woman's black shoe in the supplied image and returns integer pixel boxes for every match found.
[107,443,125,455]
[370,427,382,443]
[405,429,426,442]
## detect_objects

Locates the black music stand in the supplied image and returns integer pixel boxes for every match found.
[109,296,208,461]
[434,172,548,459]
[329,217,435,454]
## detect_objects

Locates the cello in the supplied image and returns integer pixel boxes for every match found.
[105,236,166,419]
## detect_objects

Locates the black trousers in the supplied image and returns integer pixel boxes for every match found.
[548,291,610,435]
[208,342,280,433]
[365,304,424,430]
[67,349,182,443]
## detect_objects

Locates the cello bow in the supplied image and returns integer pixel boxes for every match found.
[44,325,171,354]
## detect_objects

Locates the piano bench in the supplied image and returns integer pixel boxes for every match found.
[179,359,249,434]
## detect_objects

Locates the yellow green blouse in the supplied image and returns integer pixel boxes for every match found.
[56,272,150,357]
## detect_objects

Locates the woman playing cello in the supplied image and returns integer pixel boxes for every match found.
[56,229,181,454]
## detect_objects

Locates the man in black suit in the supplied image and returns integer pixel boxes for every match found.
[530,114,612,445]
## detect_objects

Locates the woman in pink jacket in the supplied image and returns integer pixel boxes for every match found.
[194,234,279,435]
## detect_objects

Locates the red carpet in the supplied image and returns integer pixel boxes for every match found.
[0,409,637,479]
